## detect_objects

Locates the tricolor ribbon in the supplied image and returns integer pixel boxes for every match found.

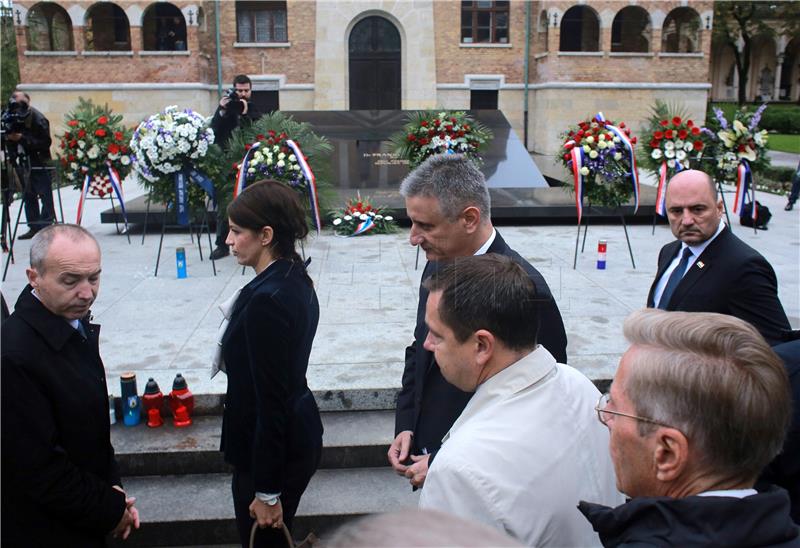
[655,160,683,216]
[596,112,640,213]
[734,159,757,221]
[175,167,217,226]
[76,163,128,230]
[351,216,375,236]
[234,142,261,199]
[566,140,586,224]
[286,139,322,235]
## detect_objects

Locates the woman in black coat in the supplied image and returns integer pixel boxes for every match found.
[219,180,323,547]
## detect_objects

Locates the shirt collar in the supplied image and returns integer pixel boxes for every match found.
[474,228,497,256]
[31,288,80,330]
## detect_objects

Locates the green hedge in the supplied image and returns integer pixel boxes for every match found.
[707,102,800,134]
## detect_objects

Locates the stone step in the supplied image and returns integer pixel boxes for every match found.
[113,411,395,476]
[110,467,419,547]
[116,387,400,417]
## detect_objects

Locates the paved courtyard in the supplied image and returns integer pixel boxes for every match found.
[2,177,798,398]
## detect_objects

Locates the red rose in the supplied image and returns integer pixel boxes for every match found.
[433,119,440,126]
[78,129,86,138]
[120,145,128,153]
[672,116,682,126]
[267,138,274,145]
[64,131,72,139]
[232,163,239,170]
[268,130,276,136]
[565,142,575,150]
[686,120,694,127]
[279,132,287,140]
[69,139,77,148]
[95,129,106,137]
[108,143,120,154]
[68,120,79,127]
[245,144,252,150]
[256,134,265,141]
[665,129,674,139]
[464,124,471,131]
[458,130,465,137]
[68,154,75,161]
[114,131,124,141]
[563,153,571,160]
[97,116,108,125]
[407,134,416,142]
[693,140,703,151]
[654,131,664,139]
[678,129,688,140]
[650,139,660,148]
[619,122,626,129]
[428,129,435,137]
[691,126,701,136]
[576,130,584,138]
[660,120,669,127]
[420,120,428,127]
[630,137,637,145]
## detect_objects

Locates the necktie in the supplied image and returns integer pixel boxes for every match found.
[76,322,88,339]
[658,247,693,310]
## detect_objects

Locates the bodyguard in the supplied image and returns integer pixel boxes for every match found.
[1,224,139,546]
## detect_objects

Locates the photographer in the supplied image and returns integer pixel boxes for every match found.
[3,91,54,240]
[210,74,261,260]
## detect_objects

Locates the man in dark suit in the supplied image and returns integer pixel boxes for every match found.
[647,169,790,345]
[1,224,139,546]
[388,154,568,488]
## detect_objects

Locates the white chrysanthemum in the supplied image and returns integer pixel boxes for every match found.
[597,141,607,149]
[664,141,675,150]
[78,140,86,149]
[582,145,591,153]
[586,136,595,144]
[580,167,590,176]
[651,149,663,160]
[665,149,675,159]
[684,142,694,152]
[360,214,368,221]
[277,160,285,167]
[70,162,78,170]
[385,216,394,221]
[676,150,687,161]
[614,152,622,160]
[589,150,598,159]
[333,218,342,226]
[120,156,131,165]
[375,214,383,220]
[344,215,352,221]
[674,139,684,149]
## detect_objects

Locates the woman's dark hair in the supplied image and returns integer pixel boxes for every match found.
[227,180,311,284]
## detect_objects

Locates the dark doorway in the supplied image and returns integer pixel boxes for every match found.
[470,90,498,110]
[349,16,401,110]
[252,90,280,113]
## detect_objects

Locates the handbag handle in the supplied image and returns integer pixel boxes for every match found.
[249,520,294,548]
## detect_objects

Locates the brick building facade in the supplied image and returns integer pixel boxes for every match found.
[15,0,783,179]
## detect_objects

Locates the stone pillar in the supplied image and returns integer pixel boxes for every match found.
[775,52,785,100]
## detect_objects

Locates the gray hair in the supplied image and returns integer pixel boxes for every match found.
[323,509,521,547]
[622,308,790,483]
[399,154,491,221]
[30,224,99,273]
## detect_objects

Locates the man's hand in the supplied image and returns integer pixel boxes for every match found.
[6,132,21,142]
[388,430,413,474]
[250,497,283,529]
[219,95,231,110]
[240,99,249,115]
[111,485,140,540]
[404,453,430,488]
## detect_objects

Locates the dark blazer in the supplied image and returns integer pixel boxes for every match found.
[220,259,323,495]
[210,101,261,150]
[647,225,790,345]
[395,231,569,456]
[1,286,126,547]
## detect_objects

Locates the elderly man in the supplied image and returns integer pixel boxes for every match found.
[389,154,568,488]
[647,169,790,345]
[579,309,799,546]
[1,224,139,546]
[418,255,620,545]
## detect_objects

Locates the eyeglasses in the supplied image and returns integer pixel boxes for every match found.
[595,392,676,429]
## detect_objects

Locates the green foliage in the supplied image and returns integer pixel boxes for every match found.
[222,111,334,220]
[765,134,800,154]
[708,103,800,135]
[637,100,707,179]
[1,7,19,102]
[389,111,492,169]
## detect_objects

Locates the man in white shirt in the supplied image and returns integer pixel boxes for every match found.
[579,309,799,545]
[418,254,621,546]
[646,169,790,345]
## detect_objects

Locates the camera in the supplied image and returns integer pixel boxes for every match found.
[225,88,244,116]
[1,98,29,135]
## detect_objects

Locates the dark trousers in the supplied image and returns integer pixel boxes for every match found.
[23,167,54,230]
[788,167,800,205]
[230,443,321,548]
[216,212,229,248]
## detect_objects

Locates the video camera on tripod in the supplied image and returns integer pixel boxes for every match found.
[1,96,30,137]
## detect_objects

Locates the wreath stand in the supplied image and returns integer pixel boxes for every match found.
[146,191,217,277]
[573,202,636,270]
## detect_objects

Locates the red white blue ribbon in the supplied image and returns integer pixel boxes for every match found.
[566,140,585,224]
[76,173,91,225]
[286,139,322,235]
[234,142,260,199]
[351,216,375,236]
[597,112,640,213]
[734,159,757,220]
[76,163,128,230]
[656,160,683,217]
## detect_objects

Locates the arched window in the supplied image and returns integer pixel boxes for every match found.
[26,2,73,51]
[611,6,651,53]
[142,3,187,51]
[662,7,700,53]
[559,5,599,52]
[84,2,131,51]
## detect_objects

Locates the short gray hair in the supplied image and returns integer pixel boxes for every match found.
[622,309,790,483]
[399,154,491,221]
[30,224,99,273]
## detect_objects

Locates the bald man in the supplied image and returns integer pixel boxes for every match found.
[646,170,790,345]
